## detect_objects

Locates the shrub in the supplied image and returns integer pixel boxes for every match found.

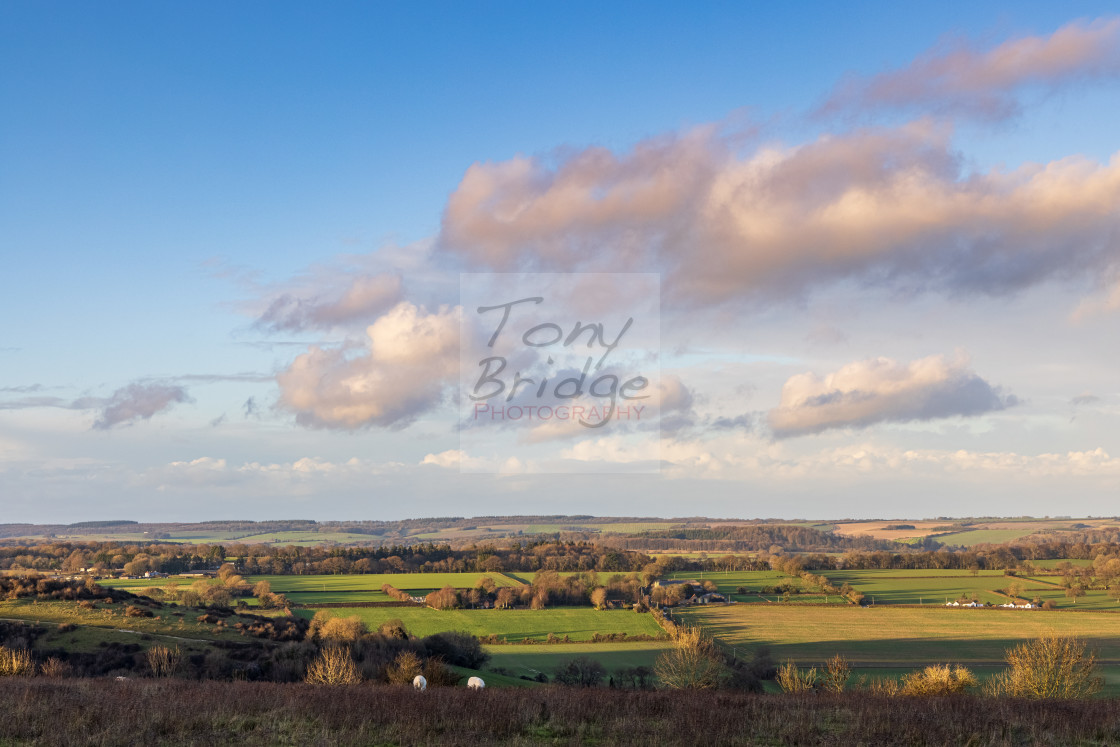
[655,626,724,690]
[422,631,488,669]
[821,654,850,693]
[318,616,367,642]
[39,657,70,678]
[125,605,153,618]
[147,645,182,678]
[422,657,461,687]
[385,651,423,684]
[987,633,1103,699]
[776,660,816,693]
[305,646,362,685]
[899,664,976,696]
[378,619,409,640]
[554,656,606,687]
[0,646,35,677]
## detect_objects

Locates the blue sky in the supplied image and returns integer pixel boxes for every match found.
[2,3,1119,522]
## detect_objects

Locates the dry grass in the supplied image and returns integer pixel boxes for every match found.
[2,678,1120,746]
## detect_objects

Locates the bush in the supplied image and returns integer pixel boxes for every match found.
[422,631,488,669]
[987,633,1103,699]
[385,651,423,684]
[0,646,35,677]
[39,657,70,678]
[305,646,362,685]
[423,657,461,687]
[124,605,153,618]
[776,660,816,693]
[821,654,850,693]
[318,616,367,642]
[378,619,409,640]
[554,656,606,687]
[655,627,725,690]
[899,664,976,695]
[147,645,182,678]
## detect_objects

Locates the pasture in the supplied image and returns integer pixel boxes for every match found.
[246,572,521,594]
[677,604,1120,666]
[934,529,1042,546]
[295,606,664,642]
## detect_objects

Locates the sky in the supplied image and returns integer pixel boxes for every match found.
[1,2,1119,522]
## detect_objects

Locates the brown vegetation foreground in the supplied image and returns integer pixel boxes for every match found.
[2,678,1120,746]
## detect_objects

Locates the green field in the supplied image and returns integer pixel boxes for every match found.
[826,569,1024,605]
[246,572,521,593]
[678,604,1120,664]
[679,603,1120,695]
[484,641,673,678]
[296,606,664,642]
[663,570,840,602]
[1028,558,1094,569]
[0,598,251,647]
[934,529,1041,546]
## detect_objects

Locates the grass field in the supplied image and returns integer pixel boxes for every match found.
[295,606,664,642]
[678,604,1120,671]
[934,529,1042,546]
[825,569,1024,605]
[246,572,522,593]
[484,641,673,678]
[0,598,246,648]
[680,603,1120,696]
[1029,558,1094,569]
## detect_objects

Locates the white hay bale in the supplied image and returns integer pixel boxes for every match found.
[467,676,485,690]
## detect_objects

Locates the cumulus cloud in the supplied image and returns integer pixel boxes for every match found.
[767,354,1013,438]
[276,301,460,429]
[439,120,1120,308]
[256,272,403,332]
[818,17,1120,121]
[92,383,192,430]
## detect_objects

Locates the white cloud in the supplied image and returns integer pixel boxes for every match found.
[439,120,1120,309]
[276,302,460,429]
[767,354,1013,438]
